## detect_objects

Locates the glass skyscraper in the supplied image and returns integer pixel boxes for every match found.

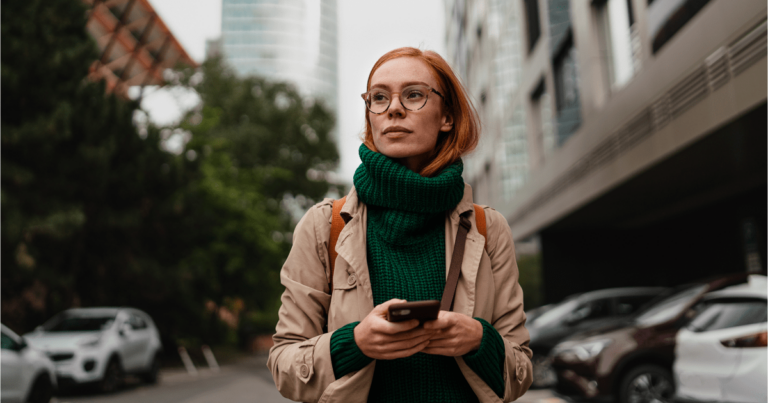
[220,0,338,113]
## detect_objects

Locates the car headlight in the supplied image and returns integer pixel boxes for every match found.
[557,339,612,361]
[77,335,102,348]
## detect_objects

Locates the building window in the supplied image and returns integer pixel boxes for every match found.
[498,103,529,199]
[553,32,581,145]
[529,79,555,169]
[523,0,541,53]
[596,0,641,90]
[648,0,711,54]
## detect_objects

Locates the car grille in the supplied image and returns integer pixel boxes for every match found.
[48,352,74,362]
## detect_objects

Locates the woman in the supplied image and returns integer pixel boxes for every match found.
[268,47,532,403]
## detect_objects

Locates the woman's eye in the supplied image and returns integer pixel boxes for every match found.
[405,91,425,99]
[372,93,388,102]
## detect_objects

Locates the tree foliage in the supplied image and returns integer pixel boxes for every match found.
[1,0,339,348]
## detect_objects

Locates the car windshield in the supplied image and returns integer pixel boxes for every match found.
[635,284,707,326]
[43,314,116,332]
[529,298,580,328]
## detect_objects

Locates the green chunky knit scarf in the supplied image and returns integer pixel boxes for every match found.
[353,144,477,402]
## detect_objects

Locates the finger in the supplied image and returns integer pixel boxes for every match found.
[374,299,407,314]
[422,317,452,330]
[421,337,455,347]
[379,339,430,360]
[375,333,433,352]
[420,346,455,356]
[367,326,432,346]
[376,318,421,335]
[422,311,454,330]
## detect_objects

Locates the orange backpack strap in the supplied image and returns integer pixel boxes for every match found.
[328,196,347,291]
[474,204,488,251]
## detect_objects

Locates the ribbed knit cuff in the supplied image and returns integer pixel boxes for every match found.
[463,318,505,398]
[330,321,374,379]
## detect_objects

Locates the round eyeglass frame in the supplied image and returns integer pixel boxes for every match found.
[361,85,446,115]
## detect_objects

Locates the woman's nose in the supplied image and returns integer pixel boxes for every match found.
[388,94,406,117]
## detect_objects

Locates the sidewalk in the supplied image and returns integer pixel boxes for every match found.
[516,389,568,403]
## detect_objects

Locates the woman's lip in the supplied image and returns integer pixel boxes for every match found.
[383,127,412,134]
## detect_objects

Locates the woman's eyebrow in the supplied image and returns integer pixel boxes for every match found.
[370,81,431,90]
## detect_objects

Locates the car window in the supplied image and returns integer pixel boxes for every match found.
[1,332,17,350]
[688,299,767,332]
[44,315,116,332]
[129,314,147,330]
[530,299,579,328]
[572,298,613,322]
[635,284,708,326]
[616,295,657,315]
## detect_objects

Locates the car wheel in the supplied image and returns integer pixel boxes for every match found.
[26,374,53,403]
[141,354,160,384]
[619,364,674,403]
[99,357,123,394]
[531,354,557,389]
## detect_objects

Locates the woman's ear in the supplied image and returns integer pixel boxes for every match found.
[440,113,454,133]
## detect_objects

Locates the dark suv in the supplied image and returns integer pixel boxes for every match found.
[550,274,750,403]
[527,287,666,388]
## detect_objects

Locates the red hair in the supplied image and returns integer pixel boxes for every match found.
[362,47,480,177]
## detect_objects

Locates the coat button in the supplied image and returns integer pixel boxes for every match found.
[517,364,526,382]
[300,364,309,378]
[347,274,357,286]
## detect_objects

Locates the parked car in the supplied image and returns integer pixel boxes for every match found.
[674,275,766,403]
[1,324,56,403]
[525,303,555,325]
[550,273,750,403]
[24,307,162,393]
[527,287,666,388]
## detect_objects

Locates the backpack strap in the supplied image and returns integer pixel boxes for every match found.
[474,204,487,251]
[328,196,347,291]
[327,199,486,292]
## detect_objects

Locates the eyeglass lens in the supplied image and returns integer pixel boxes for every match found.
[366,85,430,114]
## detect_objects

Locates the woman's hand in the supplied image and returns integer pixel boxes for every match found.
[421,311,484,356]
[354,299,434,360]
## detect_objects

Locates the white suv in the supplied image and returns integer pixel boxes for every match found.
[1,324,56,403]
[24,307,162,393]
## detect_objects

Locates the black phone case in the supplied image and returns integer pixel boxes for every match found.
[387,300,440,322]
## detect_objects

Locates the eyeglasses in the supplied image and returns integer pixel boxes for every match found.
[361,85,446,114]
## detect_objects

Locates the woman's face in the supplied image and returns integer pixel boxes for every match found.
[368,57,453,173]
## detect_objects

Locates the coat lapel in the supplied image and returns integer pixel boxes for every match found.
[334,188,375,318]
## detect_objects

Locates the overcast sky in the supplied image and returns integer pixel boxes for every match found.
[145,0,447,183]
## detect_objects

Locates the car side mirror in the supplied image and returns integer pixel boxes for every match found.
[119,323,131,337]
[17,337,28,351]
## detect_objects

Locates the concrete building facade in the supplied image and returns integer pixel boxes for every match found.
[445,0,767,302]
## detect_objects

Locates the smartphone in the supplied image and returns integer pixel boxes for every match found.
[387,300,440,322]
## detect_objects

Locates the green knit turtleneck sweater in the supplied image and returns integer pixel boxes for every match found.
[329,145,505,402]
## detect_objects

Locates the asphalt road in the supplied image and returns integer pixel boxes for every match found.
[52,354,565,403]
[53,354,292,403]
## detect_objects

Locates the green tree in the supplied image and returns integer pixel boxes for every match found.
[1,0,339,349]
[169,57,340,339]
[1,0,189,332]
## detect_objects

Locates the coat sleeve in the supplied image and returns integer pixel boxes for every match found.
[267,200,336,402]
[485,207,534,402]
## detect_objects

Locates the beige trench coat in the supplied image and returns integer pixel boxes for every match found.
[268,184,533,403]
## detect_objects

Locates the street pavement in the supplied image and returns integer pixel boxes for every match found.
[53,354,292,403]
[52,353,566,403]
